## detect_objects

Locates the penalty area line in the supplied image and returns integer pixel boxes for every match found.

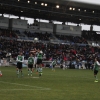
[0,81,51,90]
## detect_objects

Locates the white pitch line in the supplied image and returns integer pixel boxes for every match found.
[0,81,51,90]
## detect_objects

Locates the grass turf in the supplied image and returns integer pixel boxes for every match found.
[0,66,100,100]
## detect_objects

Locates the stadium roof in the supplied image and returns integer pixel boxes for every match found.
[39,0,100,10]
[0,0,100,25]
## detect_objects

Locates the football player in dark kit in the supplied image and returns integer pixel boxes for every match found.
[28,53,34,76]
[16,52,24,77]
[37,49,43,76]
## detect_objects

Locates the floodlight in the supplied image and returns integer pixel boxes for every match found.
[56,5,59,8]
[45,3,47,6]
[35,2,37,4]
[73,8,75,10]
[27,0,30,3]
[78,9,80,11]
[41,3,44,6]
[69,7,72,10]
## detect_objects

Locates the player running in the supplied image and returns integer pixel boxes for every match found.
[93,58,100,82]
[16,52,24,77]
[28,53,34,76]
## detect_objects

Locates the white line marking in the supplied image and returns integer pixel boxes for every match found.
[0,81,51,90]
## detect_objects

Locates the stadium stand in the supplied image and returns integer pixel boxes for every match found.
[0,35,100,69]
[0,28,17,38]
[24,31,53,41]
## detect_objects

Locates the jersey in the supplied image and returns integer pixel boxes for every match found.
[52,60,56,66]
[37,53,43,59]
[94,61,99,71]
[28,57,34,64]
[17,55,24,62]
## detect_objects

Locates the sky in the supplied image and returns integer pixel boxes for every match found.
[1,0,100,31]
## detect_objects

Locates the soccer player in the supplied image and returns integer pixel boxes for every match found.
[50,59,56,71]
[28,53,34,76]
[93,58,100,82]
[16,52,24,77]
[34,53,37,69]
[37,50,43,76]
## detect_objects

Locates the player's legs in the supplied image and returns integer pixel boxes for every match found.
[28,64,33,76]
[28,64,30,76]
[20,68,23,76]
[18,62,23,77]
[52,65,55,71]
[30,65,33,76]
[94,70,98,82]
[38,60,43,76]
[36,59,41,73]
[38,64,42,76]
[36,59,39,73]
[40,64,43,76]
[17,63,20,77]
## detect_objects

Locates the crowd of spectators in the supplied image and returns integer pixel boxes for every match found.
[24,31,88,44]
[0,28,17,38]
[0,38,100,69]
[82,30,100,41]
[24,31,52,41]
[55,35,88,44]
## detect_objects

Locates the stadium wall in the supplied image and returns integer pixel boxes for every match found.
[0,16,82,36]
[55,24,82,36]
[9,18,27,29]
[0,16,9,28]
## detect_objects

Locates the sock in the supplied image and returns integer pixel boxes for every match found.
[21,70,23,76]
[94,75,98,80]
[28,69,30,75]
[39,68,42,76]
[16,69,19,77]
[17,69,19,75]
[31,70,32,76]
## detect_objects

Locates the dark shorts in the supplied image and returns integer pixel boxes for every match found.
[53,65,56,68]
[37,59,42,64]
[28,64,33,68]
[94,70,98,75]
[17,62,22,69]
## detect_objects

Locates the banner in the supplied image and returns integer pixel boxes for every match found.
[0,17,9,27]
[56,24,82,36]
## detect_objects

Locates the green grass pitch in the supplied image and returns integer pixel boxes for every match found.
[0,66,100,100]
